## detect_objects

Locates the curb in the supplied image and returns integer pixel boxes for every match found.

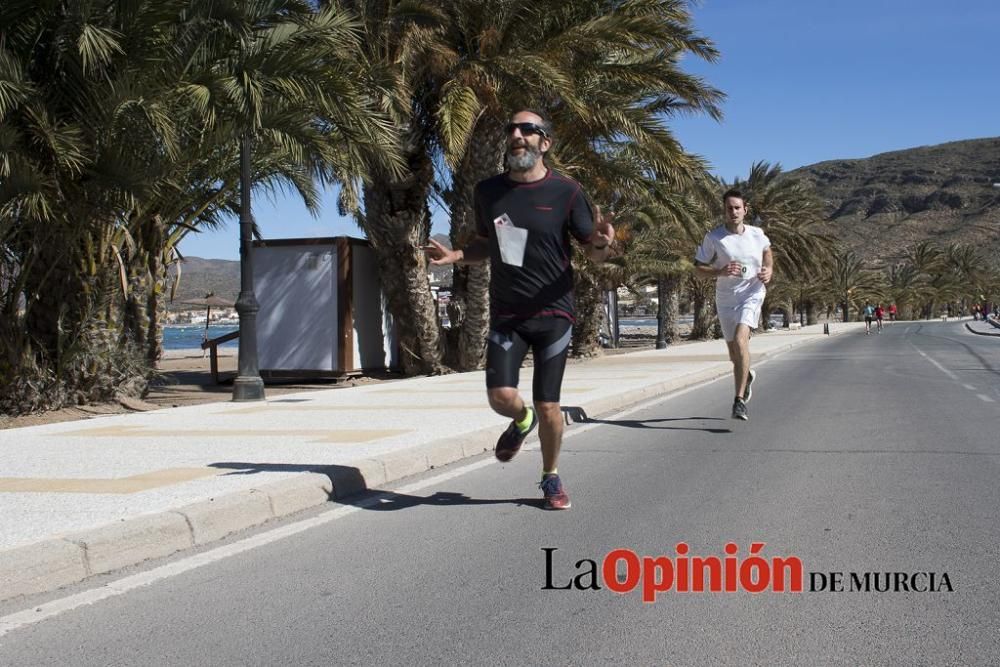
[964,323,1000,337]
[0,329,841,603]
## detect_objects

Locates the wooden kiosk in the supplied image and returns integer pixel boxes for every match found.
[249,236,398,379]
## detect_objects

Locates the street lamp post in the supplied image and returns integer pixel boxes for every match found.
[232,132,266,401]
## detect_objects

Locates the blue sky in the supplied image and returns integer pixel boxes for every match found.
[180,0,1000,260]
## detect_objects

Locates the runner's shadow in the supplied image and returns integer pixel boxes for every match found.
[349,491,547,512]
[562,406,731,433]
[208,462,547,511]
[588,417,732,434]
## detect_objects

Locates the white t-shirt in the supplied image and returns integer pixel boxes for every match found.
[694,224,771,306]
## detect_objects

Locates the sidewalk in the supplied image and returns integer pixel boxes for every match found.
[965,316,1000,336]
[0,322,863,601]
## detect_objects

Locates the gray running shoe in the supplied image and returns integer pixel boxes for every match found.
[743,369,756,402]
[539,473,571,510]
[495,408,537,462]
[732,397,749,421]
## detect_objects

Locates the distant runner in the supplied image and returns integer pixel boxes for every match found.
[874,304,885,334]
[694,189,773,421]
[863,302,875,335]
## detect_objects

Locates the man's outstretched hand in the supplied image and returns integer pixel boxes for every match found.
[424,238,461,266]
[592,206,615,250]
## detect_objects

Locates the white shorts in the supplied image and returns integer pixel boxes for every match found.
[717,296,763,341]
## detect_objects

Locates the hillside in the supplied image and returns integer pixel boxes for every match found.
[786,137,1000,264]
[173,139,1000,293]
[168,235,454,309]
[167,257,239,309]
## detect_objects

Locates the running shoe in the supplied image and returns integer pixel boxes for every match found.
[732,397,749,421]
[495,408,537,462]
[540,473,571,510]
[743,369,756,402]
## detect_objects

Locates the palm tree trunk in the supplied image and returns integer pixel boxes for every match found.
[689,278,716,340]
[805,300,818,326]
[360,132,445,375]
[362,176,445,375]
[445,119,505,371]
[656,275,680,345]
[19,225,142,410]
[146,250,168,367]
[571,262,602,358]
[144,217,167,367]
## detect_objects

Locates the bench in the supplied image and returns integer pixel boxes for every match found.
[201,330,240,384]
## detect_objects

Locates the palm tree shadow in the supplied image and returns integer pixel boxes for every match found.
[562,406,732,433]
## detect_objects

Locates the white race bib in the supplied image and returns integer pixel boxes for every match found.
[734,256,759,278]
[494,213,528,267]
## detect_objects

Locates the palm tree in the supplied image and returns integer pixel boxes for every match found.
[0,0,400,413]
[904,241,949,318]
[337,0,724,372]
[825,251,885,322]
[602,186,708,349]
[943,242,985,314]
[885,262,924,319]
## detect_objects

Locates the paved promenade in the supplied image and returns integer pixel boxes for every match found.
[965,314,1000,336]
[1,322,866,601]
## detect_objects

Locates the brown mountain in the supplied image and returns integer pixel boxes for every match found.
[169,234,454,308]
[173,138,1000,297]
[167,256,240,309]
[786,137,1000,265]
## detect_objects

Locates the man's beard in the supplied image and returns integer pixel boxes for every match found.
[506,143,542,172]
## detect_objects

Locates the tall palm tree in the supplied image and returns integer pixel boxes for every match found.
[904,241,950,318]
[600,185,707,350]
[0,0,400,413]
[333,0,453,374]
[825,251,884,322]
[420,0,723,369]
[885,261,924,319]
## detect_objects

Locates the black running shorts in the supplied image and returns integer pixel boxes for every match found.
[485,316,572,403]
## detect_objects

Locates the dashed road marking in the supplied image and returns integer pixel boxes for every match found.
[912,347,958,380]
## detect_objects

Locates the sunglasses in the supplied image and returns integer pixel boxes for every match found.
[506,122,548,138]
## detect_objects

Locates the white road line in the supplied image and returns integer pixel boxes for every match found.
[977,394,995,403]
[3,354,785,638]
[912,346,958,380]
[904,327,912,334]
[963,384,976,391]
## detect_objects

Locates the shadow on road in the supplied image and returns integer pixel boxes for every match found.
[208,462,548,511]
[343,490,546,511]
[562,406,731,433]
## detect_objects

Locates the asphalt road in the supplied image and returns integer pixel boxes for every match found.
[1,321,998,666]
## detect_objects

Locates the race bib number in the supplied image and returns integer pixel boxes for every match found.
[494,213,528,267]
[735,256,759,278]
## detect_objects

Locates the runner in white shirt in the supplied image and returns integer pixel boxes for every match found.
[694,189,773,421]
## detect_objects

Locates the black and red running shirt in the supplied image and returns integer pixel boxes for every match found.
[474,169,595,322]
